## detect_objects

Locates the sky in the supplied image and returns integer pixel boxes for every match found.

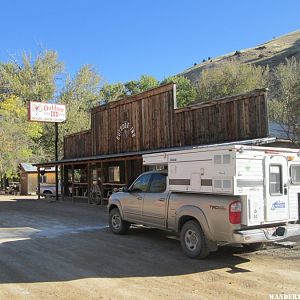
[0,0,299,84]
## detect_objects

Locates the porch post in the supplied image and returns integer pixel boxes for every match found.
[60,164,64,201]
[37,167,41,200]
[72,164,75,203]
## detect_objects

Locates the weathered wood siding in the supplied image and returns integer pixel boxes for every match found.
[174,90,268,147]
[64,130,92,158]
[91,83,175,155]
[63,86,269,159]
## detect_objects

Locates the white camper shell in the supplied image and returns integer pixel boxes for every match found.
[143,144,300,228]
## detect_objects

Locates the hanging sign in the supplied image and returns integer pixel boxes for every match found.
[29,102,66,123]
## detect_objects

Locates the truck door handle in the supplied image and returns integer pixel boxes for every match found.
[137,196,143,200]
[159,198,165,202]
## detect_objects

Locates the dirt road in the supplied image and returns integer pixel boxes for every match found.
[0,196,299,300]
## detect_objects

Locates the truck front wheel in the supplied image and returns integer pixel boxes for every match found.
[180,220,210,259]
[109,208,130,235]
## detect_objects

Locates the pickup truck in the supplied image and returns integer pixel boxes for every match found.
[108,170,228,258]
[108,144,300,258]
[38,184,61,196]
[108,169,300,259]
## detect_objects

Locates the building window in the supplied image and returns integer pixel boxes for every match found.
[108,166,120,182]
[40,175,47,183]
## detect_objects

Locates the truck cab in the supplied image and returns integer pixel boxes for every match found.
[109,171,168,228]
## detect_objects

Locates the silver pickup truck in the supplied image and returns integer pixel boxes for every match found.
[108,170,300,259]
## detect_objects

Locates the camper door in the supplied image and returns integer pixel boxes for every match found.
[287,161,300,221]
[264,155,289,222]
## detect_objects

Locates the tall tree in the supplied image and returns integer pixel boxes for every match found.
[56,65,103,158]
[0,50,63,103]
[195,61,269,102]
[0,96,42,178]
[61,65,102,110]
[0,50,64,163]
[99,82,126,102]
[161,75,197,107]
[99,75,160,103]
[125,74,159,95]
[268,57,300,143]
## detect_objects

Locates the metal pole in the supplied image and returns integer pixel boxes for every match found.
[37,167,41,200]
[55,122,59,201]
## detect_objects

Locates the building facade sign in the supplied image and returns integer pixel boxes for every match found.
[29,102,66,123]
[116,121,136,141]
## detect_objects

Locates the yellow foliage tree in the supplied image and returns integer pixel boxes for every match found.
[0,96,42,177]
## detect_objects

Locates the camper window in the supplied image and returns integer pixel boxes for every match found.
[269,165,282,195]
[290,165,300,185]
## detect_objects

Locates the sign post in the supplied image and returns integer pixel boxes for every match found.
[29,102,66,201]
[55,123,59,201]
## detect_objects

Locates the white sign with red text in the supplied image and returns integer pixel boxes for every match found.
[29,102,66,123]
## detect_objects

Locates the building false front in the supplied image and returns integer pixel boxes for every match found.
[64,84,268,158]
[38,83,270,204]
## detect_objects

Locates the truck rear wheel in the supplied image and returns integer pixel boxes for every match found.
[42,190,52,198]
[109,208,130,235]
[180,220,210,259]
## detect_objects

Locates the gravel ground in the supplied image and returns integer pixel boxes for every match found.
[0,195,299,300]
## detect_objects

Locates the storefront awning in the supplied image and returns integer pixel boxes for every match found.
[34,137,277,167]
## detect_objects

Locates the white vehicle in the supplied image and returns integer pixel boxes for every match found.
[38,184,61,196]
[109,142,300,258]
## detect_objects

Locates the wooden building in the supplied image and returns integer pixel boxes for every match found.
[20,163,55,195]
[36,83,274,204]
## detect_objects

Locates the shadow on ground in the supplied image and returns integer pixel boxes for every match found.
[0,198,251,284]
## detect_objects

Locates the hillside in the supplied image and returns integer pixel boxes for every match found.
[180,30,300,83]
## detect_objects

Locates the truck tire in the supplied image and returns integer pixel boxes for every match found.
[109,208,130,235]
[180,220,210,259]
[42,190,52,198]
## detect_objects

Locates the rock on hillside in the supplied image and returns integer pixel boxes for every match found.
[180,30,300,83]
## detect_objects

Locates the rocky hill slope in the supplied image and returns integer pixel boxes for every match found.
[180,30,300,83]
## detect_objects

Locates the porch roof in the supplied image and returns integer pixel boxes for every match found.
[34,137,276,167]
